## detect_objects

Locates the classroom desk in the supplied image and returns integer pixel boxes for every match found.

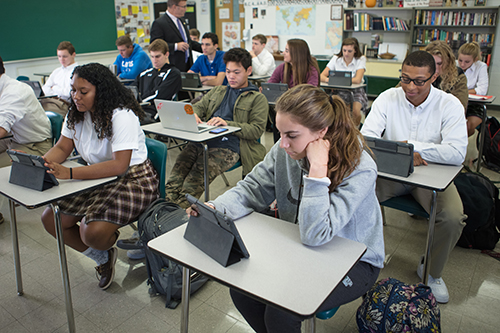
[34,72,51,84]
[469,95,496,173]
[181,85,213,100]
[378,162,463,285]
[148,212,367,333]
[118,78,135,84]
[141,123,240,202]
[248,74,271,81]
[0,161,117,333]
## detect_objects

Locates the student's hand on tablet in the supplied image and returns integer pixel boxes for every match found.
[186,202,215,217]
[44,160,71,179]
[413,152,428,166]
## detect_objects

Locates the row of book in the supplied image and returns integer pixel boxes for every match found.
[344,12,409,32]
[414,10,497,26]
[414,29,495,48]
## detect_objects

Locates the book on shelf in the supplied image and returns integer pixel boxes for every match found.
[415,10,497,27]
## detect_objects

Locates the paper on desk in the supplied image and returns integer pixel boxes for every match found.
[469,94,493,100]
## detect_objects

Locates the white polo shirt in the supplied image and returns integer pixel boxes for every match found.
[42,62,78,101]
[463,60,489,95]
[326,55,366,83]
[361,85,467,165]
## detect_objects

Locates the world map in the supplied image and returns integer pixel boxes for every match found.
[325,21,343,54]
[276,5,316,36]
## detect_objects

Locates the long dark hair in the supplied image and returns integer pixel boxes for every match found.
[67,63,144,139]
[283,39,320,87]
[276,84,363,191]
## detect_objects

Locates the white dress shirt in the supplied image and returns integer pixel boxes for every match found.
[252,48,276,76]
[463,60,489,95]
[326,55,366,83]
[42,62,78,101]
[361,86,467,165]
[0,74,51,144]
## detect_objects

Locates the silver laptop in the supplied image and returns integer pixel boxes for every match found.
[23,80,56,99]
[154,99,216,133]
[328,71,352,86]
[261,82,288,103]
[181,72,202,88]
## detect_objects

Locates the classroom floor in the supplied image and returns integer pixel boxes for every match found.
[1,122,500,333]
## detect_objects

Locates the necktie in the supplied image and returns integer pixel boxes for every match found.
[177,19,189,62]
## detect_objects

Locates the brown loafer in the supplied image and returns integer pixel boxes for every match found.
[95,247,118,290]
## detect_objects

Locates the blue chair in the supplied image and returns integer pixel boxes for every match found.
[145,137,168,198]
[380,194,429,226]
[304,306,340,332]
[16,75,29,81]
[45,111,64,145]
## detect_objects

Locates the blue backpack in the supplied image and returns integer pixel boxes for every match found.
[356,277,441,332]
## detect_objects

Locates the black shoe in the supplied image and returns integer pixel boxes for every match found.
[95,247,118,290]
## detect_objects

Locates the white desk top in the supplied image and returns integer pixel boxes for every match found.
[249,75,271,81]
[0,161,116,209]
[141,123,241,143]
[378,162,463,192]
[148,212,366,316]
[181,85,213,93]
[320,82,366,90]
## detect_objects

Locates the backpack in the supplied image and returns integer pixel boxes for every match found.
[477,116,500,171]
[356,277,441,333]
[454,172,500,250]
[138,198,209,308]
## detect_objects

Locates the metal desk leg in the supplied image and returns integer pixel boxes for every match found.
[476,105,487,173]
[51,203,75,333]
[305,317,316,333]
[203,143,209,202]
[9,200,23,296]
[422,190,438,285]
[181,266,192,333]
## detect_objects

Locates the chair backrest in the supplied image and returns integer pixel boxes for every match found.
[16,75,30,81]
[45,111,64,145]
[145,137,168,198]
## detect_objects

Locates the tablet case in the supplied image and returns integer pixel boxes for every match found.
[8,150,59,191]
[183,194,248,267]
[364,136,414,177]
[181,72,202,88]
[261,82,288,103]
[328,71,352,86]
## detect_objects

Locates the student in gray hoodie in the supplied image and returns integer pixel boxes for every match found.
[189,84,385,332]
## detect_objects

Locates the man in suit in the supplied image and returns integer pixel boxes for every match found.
[150,0,201,73]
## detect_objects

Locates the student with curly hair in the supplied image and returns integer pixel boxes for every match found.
[190,85,384,332]
[458,42,490,136]
[40,63,159,290]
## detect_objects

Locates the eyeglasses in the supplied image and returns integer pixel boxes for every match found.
[399,75,433,87]
[176,4,187,9]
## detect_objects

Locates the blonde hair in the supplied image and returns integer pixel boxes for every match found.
[425,41,458,93]
[275,84,363,191]
[458,42,481,62]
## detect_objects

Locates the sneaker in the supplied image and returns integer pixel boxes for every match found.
[0,213,4,224]
[95,247,118,290]
[116,231,142,250]
[417,263,449,303]
[127,248,146,260]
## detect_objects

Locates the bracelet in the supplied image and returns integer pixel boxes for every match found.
[69,167,73,179]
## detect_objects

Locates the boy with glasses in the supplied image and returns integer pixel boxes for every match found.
[361,51,468,304]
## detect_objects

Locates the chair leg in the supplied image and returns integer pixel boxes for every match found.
[380,205,387,226]
[221,173,230,187]
[130,222,138,231]
[304,317,316,333]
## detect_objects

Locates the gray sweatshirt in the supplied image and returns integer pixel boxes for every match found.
[211,141,385,268]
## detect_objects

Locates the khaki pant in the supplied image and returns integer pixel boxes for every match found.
[377,178,466,278]
[40,97,69,117]
[0,138,52,167]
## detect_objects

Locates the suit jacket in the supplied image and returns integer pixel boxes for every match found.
[150,14,202,72]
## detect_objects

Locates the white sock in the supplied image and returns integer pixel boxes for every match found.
[82,247,109,266]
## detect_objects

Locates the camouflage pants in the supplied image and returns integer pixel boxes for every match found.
[165,143,239,208]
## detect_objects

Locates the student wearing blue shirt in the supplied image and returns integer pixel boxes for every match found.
[113,36,152,80]
[188,33,226,86]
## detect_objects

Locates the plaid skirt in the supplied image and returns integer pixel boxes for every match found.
[334,87,368,112]
[57,159,159,226]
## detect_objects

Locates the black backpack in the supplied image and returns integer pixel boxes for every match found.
[454,172,500,250]
[477,116,500,171]
[137,198,209,308]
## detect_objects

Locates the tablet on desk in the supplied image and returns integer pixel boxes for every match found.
[184,193,249,267]
[7,150,59,191]
[364,136,414,177]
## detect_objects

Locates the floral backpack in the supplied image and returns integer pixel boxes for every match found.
[356,277,441,332]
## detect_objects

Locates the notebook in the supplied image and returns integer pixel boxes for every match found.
[23,80,55,99]
[154,99,216,133]
[328,71,352,86]
[181,72,202,88]
[261,82,288,103]
[364,136,414,177]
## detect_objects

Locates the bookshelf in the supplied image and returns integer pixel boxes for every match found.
[411,6,499,66]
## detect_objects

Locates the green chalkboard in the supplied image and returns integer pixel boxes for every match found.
[0,0,117,62]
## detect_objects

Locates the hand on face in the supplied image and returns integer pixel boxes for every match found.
[305,139,330,179]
